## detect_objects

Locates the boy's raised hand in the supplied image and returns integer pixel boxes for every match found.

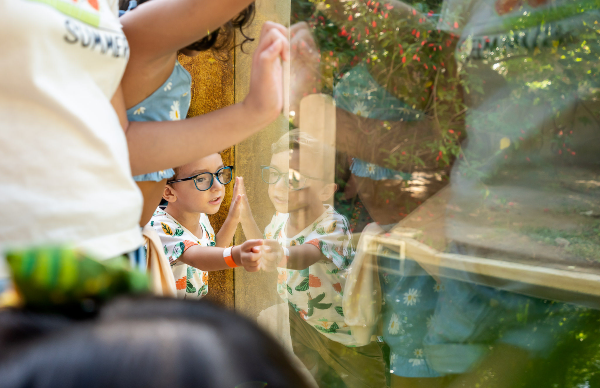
[228,177,246,222]
[243,21,290,128]
[259,239,286,272]
[233,239,263,272]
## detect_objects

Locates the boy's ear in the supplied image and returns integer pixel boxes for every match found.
[163,184,177,203]
[318,183,338,202]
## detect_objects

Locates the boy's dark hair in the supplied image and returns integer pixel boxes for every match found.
[121,0,255,55]
[0,297,310,388]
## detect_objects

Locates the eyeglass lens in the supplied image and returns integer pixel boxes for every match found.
[194,167,233,191]
[262,167,306,190]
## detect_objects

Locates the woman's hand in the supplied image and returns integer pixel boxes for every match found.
[242,22,290,128]
[289,22,322,126]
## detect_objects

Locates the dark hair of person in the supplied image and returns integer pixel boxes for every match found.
[121,0,255,55]
[0,297,310,388]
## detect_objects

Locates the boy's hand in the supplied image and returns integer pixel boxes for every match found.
[227,178,245,222]
[243,22,290,128]
[233,239,263,273]
[259,239,286,272]
[233,177,254,221]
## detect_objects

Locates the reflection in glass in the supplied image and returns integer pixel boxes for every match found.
[238,0,600,387]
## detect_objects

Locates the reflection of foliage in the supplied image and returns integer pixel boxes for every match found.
[444,0,600,183]
[292,0,466,174]
[523,220,600,262]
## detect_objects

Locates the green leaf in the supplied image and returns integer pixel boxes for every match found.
[186,280,197,294]
[314,322,340,334]
[287,285,293,295]
[335,306,344,317]
[315,227,326,235]
[174,228,184,237]
[295,277,310,292]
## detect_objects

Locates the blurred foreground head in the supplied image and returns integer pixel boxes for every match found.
[0,297,310,388]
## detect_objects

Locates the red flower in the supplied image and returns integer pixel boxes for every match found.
[333,283,342,293]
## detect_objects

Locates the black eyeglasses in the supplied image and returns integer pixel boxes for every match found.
[167,166,233,191]
[260,165,323,191]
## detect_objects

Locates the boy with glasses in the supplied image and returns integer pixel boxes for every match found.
[150,153,263,299]
[241,130,386,387]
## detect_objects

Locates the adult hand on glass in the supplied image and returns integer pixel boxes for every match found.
[243,21,290,128]
[290,22,322,126]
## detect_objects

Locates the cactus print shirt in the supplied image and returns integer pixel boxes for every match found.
[150,207,215,300]
[264,205,357,345]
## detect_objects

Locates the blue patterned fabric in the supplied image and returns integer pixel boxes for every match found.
[126,61,192,182]
[350,158,411,181]
[118,0,137,16]
[379,247,442,378]
[334,64,417,181]
[333,63,420,122]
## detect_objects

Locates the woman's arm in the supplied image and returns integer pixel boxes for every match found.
[120,0,254,62]
[112,22,289,176]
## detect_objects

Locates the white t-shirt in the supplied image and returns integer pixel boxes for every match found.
[150,208,214,300]
[0,0,143,260]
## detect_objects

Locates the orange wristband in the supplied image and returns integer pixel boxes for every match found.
[223,247,238,268]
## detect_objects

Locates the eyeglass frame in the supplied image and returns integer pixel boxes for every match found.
[167,166,234,192]
[260,165,326,191]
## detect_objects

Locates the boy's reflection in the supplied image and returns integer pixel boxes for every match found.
[258,131,387,388]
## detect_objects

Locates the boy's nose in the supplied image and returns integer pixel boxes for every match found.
[212,177,224,190]
[275,177,288,191]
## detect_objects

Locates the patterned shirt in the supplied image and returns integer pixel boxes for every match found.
[150,207,215,300]
[264,205,357,345]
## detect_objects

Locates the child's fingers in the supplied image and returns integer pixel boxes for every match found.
[243,239,264,251]
[262,239,281,250]
[238,177,247,195]
[232,177,240,197]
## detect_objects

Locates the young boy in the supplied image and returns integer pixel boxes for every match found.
[241,130,387,388]
[150,152,262,299]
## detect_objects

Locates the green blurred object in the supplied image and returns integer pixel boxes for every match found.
[5,246,149,316]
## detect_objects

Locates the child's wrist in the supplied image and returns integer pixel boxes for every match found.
[231,245,242,267]
[223,246,239,268]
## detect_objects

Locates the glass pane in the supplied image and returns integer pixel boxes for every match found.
[235,0,600,387]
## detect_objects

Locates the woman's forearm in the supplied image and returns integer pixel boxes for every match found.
[126,102,271,176]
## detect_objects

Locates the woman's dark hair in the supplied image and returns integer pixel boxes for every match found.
[122,0,255,55]
[0,297,310,388]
